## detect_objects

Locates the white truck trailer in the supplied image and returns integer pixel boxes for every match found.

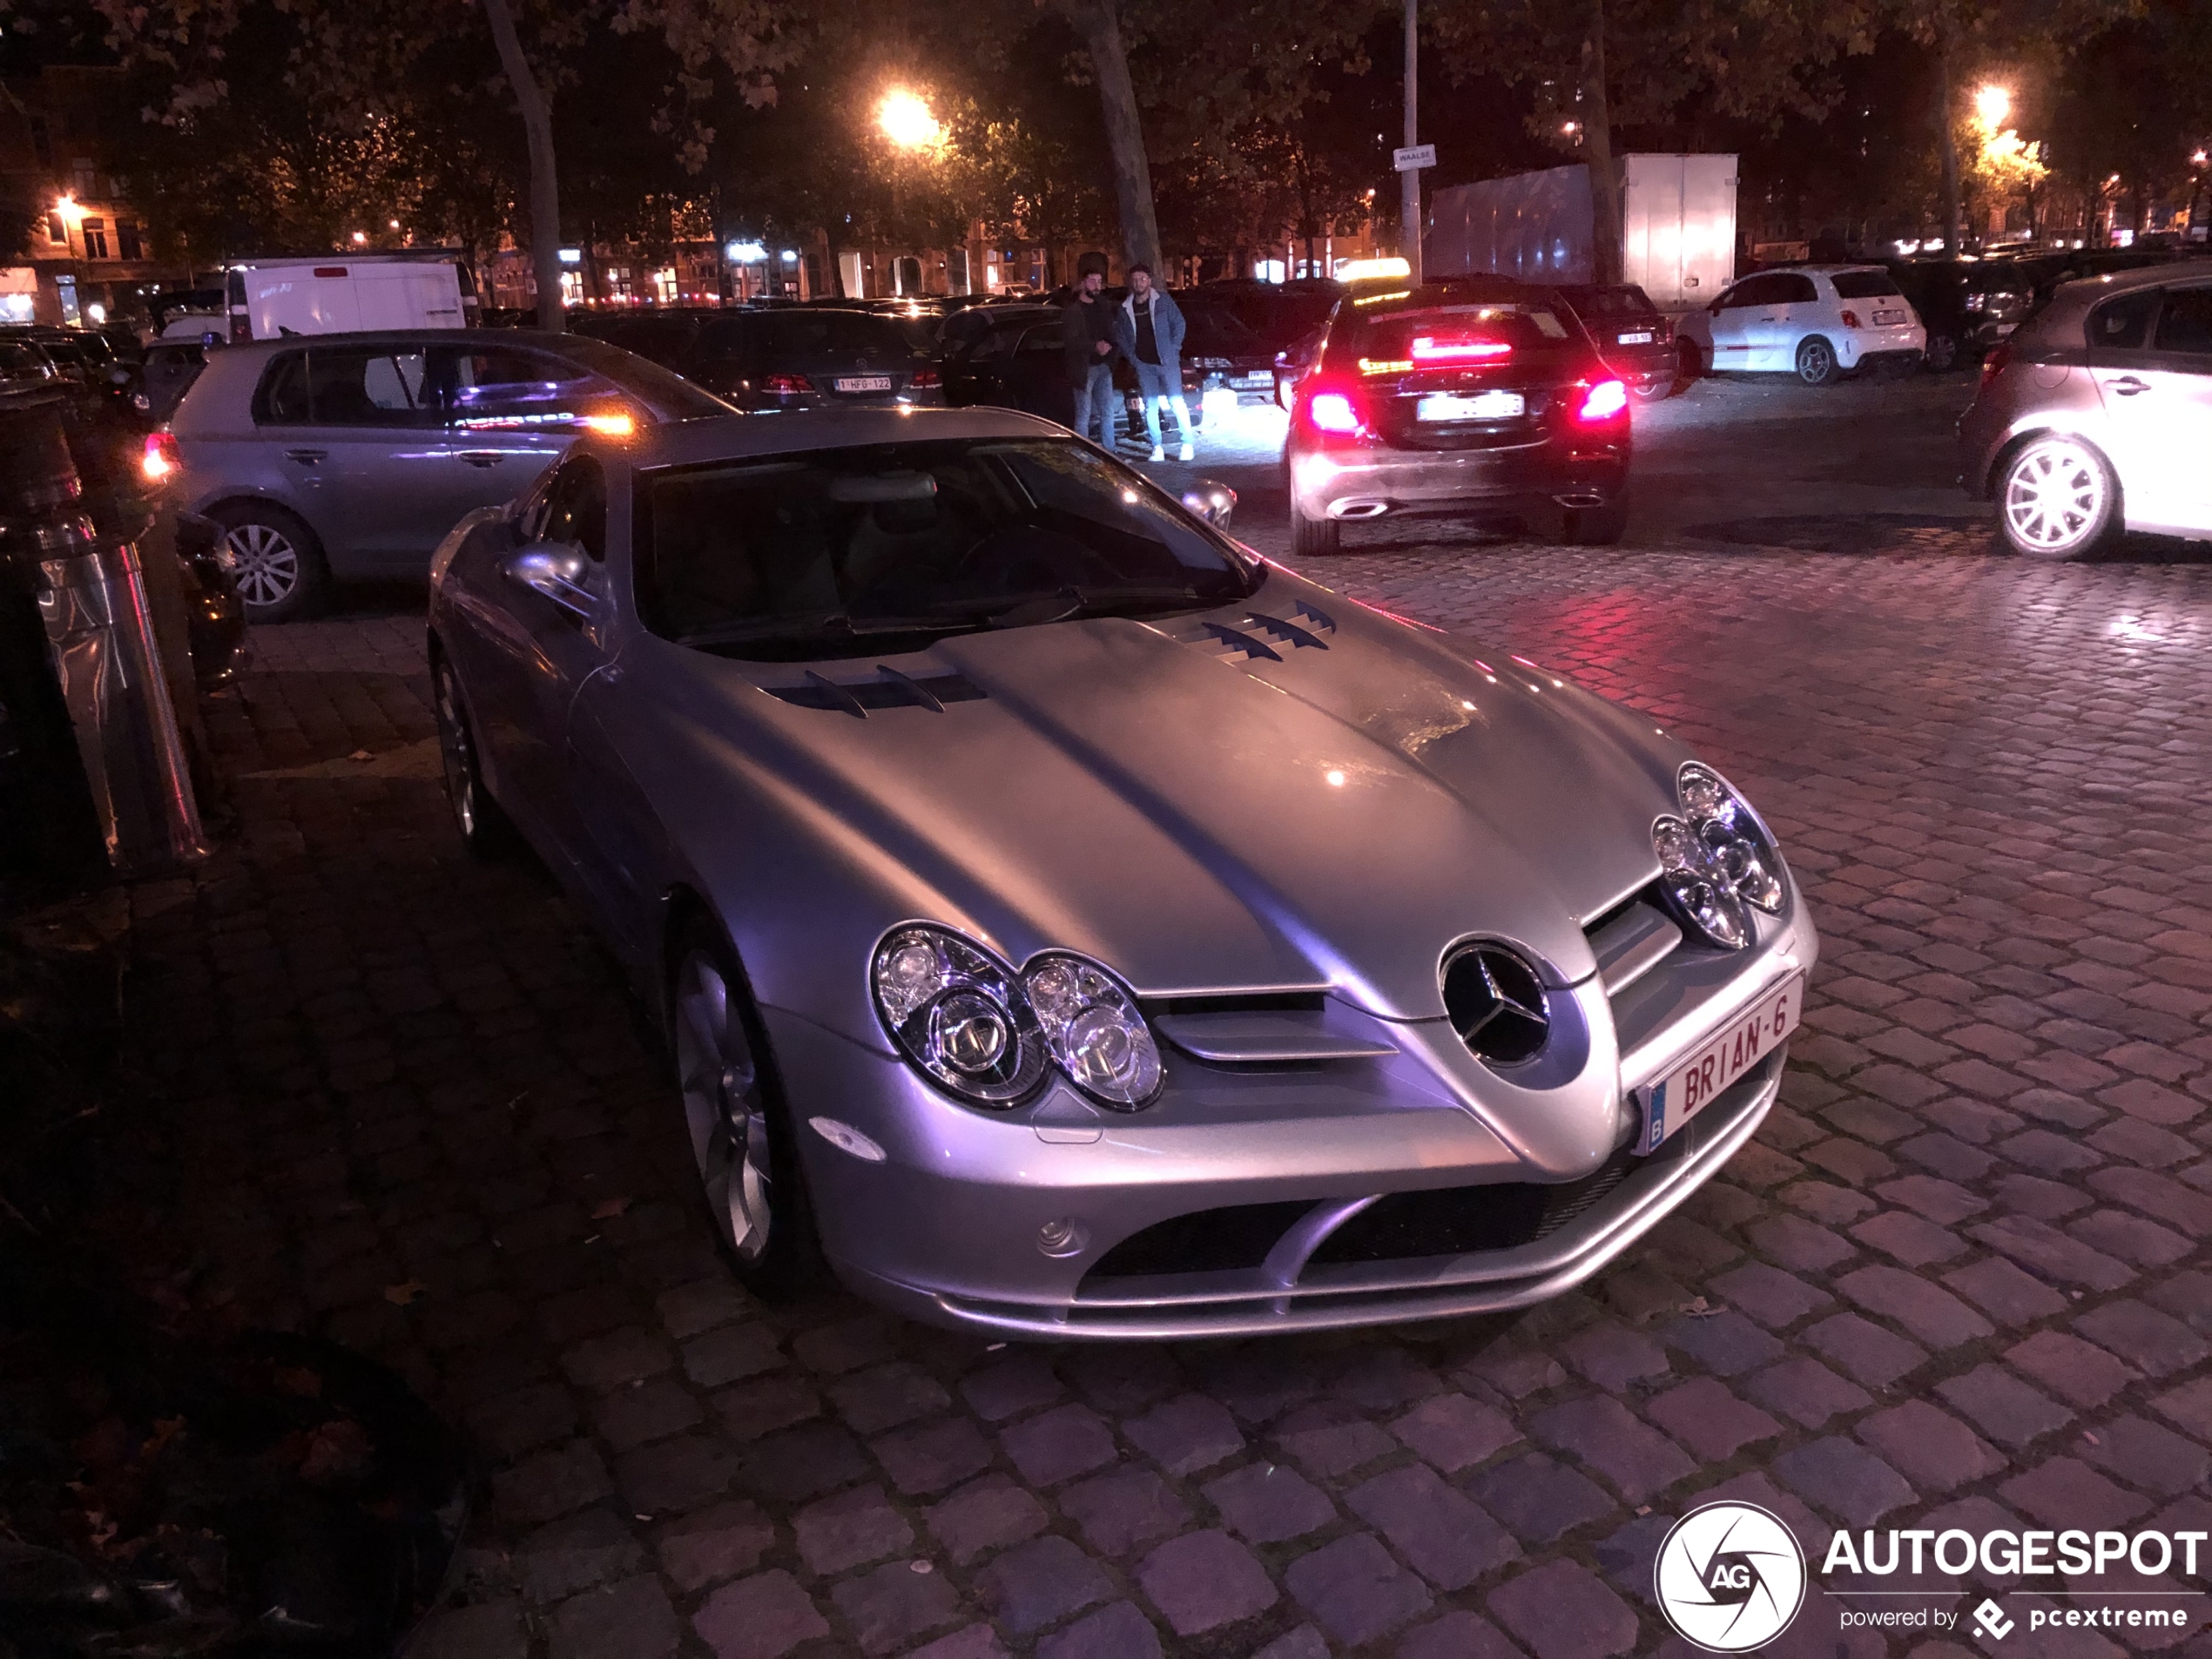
[222,253,479,342]
[1425,155,1738,311]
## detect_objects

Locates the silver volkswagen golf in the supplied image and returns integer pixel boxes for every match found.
[426,407,1817,1339]
[1959,264,2212,558]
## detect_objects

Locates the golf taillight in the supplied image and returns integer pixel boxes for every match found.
[141,431,179,484]
[909,367,941,390]
[1305,390,1360,434]
[1575,379,1629,423]
[762,373,813,395]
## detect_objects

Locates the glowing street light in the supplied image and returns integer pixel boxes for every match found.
[1975,84,2011,127]
[351,230,368,245]
[877,88,943,151]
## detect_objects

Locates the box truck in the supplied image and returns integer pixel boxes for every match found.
[224,253,479,342]
[1426,154,1738,312]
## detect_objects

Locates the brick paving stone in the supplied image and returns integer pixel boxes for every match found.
[1285,1531,1433,1648]
[1123,1392,1244,1476]
[617,1433,738,1514]
[1487,1559,1639,1659]
[1134,1527,1278,1635]
[405,1601,528,1659]
[1971,1216,2135,1291]
[1801,1312,1930,1389]
[562,1326,672,1390]
[1528,1395,1696,1504]
[2153,1379,2212,1442]
[1058,1467,1192,1556]
[1389,1392,1522,1473]
[1771,1437,1916,1526]
[873,1418,994,1496]
[1398,1610,1527,1659]
[1467,1453,1616,1545]
[520,1508,644,1603]
[829,1559,961,1656]
[2074,1299,2211,1377]
[597,1375,703,1451]
[493,1440,613,1525]
[1346,1462,1521,1589]
[1999,1456,2155,1530]
[1836,1264,1996,1347]
[2005,1332,2138,1409]
[548,1574,678,1659]
[1000,1401,1118,1487]
[792,1482,914,1575]
[1942,1257,2071,1325]
[1645,1377,1784,1462]
[959,1353,1064,1422]
[924,1474,1050,1565]
[1560,1320,1672,1392]
[658,1500,775,1592]
[1855,1401,2004,1494]
[1659,1310,1785,1377]
[907,1625,1012,1659]
[680,1322,785,1389]
[829,1362,954,1435]
[1745,1358,1874,1430]
[1036,1601,1163,1659]
[1709,1261,1833,1329]
[1251,1626,1330,1659]
[2078,1415,2210,1497]
[972,1534,1112,1635]
[694,1569,829,1659]
[1936,1365,2075,1448]
[1204,1460,1339,1543]
[1851,1209,1967,1267]
[713,1375,821,1442]
[1271,1400,1398,1479]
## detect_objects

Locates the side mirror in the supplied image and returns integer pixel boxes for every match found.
[1182,480,1237,527]
[503,544,599,619]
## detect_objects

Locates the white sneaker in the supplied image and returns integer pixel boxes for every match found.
[1149,445,1165,462]
[1178,442,1195,462]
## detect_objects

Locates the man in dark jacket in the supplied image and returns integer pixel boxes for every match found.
[1061,253,1117,448]
[1109,264,1191,461]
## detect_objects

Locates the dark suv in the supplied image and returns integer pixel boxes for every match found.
[1285,277,1632,553]
[1884,261,2033,370]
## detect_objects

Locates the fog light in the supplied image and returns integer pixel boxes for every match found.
[1035,1217,1089,1258]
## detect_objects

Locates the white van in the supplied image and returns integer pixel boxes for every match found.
[224,254,479,342]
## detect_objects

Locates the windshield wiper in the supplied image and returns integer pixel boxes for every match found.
[986,585,1219,629]
[677,610,988,650]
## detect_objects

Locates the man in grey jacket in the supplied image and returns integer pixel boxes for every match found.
[1109,265,1193,462]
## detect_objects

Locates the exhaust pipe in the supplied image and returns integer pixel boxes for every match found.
[1329,500,1390,520]
[1553,492,1606,509]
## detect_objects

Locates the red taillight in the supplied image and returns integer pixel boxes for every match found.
[1979,341,2013,392]
[1306,390,1360,433]
[1575,379,1629,423]
[141,431,179,485]
[909,367,941,390]
[1411,335,1511,363]
[229,315,252,344]
[761,373,814,395]
[1839,308,1863,330]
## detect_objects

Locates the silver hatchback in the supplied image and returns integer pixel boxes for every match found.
[1959,265,2212,558]
[159,330,731,619]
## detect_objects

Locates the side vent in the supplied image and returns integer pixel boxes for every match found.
[760,666,987,718]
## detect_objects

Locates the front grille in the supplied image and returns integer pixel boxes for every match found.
[1086,1201,1317,1280]
[1306,1134,1687,1266]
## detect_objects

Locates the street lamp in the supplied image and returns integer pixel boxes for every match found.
[1975,84,2011,127]
[877,88,943,152]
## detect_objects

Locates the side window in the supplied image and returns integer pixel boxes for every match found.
[2152,287,2212,355]
[300,345,437,427]
[1720,279,1770,311]
[1019,325,1065,355]
[968,328,1015,361]
[538,456,609,561]
[442,347,623,434]
[1778,274,1820,305]
[2088,290,2159,352]
[256,353,312,423]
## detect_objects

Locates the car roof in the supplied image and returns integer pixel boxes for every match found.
[2044,261,2199,310]
[211,327,590,359]
[593,406,1069,473]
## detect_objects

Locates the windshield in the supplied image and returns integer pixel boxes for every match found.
[637,437,1261,660]
[1347,303,1571,365]
[759,311,936,359]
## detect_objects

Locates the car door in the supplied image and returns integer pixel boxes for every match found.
[251,342,452,567]
[1752,273,1822,369]
[2093,283,2212,529]
[464,454,616,879]
[1008,322,1073,422]
[1703,277,1771,369]
[435,341,628,507]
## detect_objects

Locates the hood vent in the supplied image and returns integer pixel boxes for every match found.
[1442,944,1551,1066]
[761,664,986,718]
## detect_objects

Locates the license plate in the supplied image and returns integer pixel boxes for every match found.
[1994,322,2017,337]
[1616,331,1654,346]
[834,375,894,394]
[1231,374,1270,388]
[1636,974,1801,1155]
[1872,310,1906,327]
[1417,391,1524,421]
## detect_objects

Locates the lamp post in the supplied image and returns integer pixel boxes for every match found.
[1401,0,1422,286]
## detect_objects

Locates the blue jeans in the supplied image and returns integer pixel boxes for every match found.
[1069,362,1116,447]
[1133,359,1192,448]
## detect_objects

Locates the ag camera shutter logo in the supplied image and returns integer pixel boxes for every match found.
[1655,1501,1808,1652]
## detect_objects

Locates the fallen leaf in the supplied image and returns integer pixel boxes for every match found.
[1679,1296,1720,1318]
[383,1280,425,1306]
[347,749,374,762]
[590,1197,631,1221]
[299,1418,373,1483]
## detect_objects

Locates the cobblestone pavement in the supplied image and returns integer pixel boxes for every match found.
[113,524,2212,1659]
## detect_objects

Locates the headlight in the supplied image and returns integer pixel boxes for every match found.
[1652,763,1787,949]
[1022,955,1162,1109]
[873,927,1047,1106]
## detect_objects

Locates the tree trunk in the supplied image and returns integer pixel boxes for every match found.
[1936,40,1962,255]
[482,0,563,333]
[1056,0,1162,273]
[1583,0,1623,286]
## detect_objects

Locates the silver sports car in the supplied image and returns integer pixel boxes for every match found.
[426,408,1817,1339]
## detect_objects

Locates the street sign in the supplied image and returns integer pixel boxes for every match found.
[1393,144,1436,172]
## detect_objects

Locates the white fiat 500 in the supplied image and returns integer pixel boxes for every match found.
[1678,265,1926,386]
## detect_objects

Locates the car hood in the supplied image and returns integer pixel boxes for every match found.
[661,570,1682,1022]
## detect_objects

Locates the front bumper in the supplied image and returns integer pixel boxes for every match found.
[769,896,1814,1339]
[1286,433,1629,524]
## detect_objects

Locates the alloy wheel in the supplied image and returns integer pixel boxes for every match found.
[225,522,300,610]
[1797,340,1835,383]
[674,951,773,1263]
[433,664,479,840]
[2003,441,2105,554]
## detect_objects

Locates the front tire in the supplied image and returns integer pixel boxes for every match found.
[1290,496,1340,556]
[1794,336,1842,387]
[432,653,519,860]
[1924,331,1960,374]
[211,502,329,623]
[1996,435,2121,561]
[670,923,826,1299]
[1675,340,1704,386]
